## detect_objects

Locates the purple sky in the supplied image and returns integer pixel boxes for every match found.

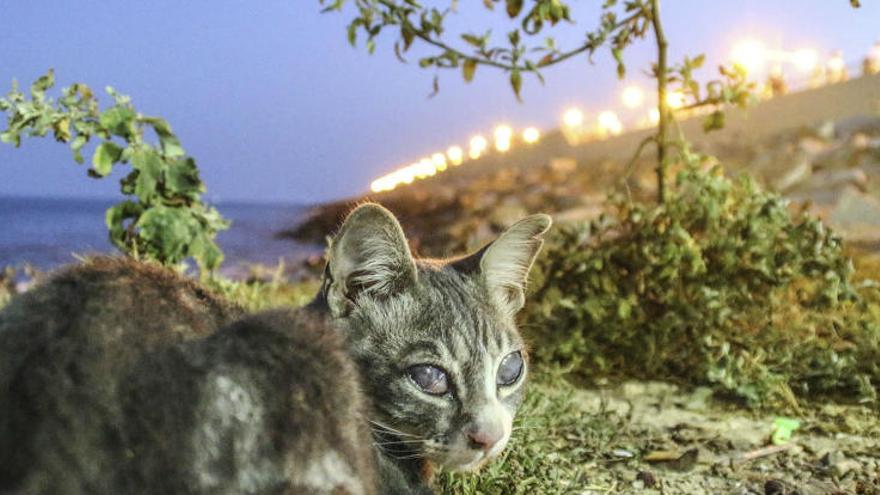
[1,1,878,204]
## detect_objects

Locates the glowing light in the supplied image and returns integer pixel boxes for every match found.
[563,108,584,127]
[398,166,415,184]
[597,110,623,136]
[431,152,448,172]
[791,49,819,73]
[621,85,645,109]
[649,108,660,125]
[414,158,436,178]
[665,91,686,110]
[494,125,513,152]
[493,125,513,141]
[731,39,766,74]
[469,135,488,159]
[447,145,464,166]
[827,52,846,72]
[522,127,541,144]
[370,179,386,193]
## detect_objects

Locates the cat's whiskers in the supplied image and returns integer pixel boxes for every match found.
[367,418,419,438]
[372,438,426,447]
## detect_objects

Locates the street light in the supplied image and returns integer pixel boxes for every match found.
[522,127,541,144]
[597,111,623,136]
[494,125,513,152]
[469,135,488,159]
[447,145,464,166]
[731,39,766,75]
[792,49,819,73]
[563,108,584,127]
[621,85,645,109]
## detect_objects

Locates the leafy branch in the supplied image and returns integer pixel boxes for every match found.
[0,70,229,273]
[322,0,652,99]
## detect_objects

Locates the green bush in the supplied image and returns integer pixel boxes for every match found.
[524,164,880,407]
[1,70,228,272]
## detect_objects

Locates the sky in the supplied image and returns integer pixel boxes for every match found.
[1,1,878,204]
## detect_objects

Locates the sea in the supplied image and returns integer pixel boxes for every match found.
[0,196,322,278]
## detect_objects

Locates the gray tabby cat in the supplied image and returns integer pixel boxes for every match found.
[0,203,550,494]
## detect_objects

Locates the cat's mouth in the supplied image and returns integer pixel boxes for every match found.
[439,441,508,472]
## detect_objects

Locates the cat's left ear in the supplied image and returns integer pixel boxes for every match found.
[467,214,552,315]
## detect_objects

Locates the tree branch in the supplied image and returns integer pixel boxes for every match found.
[650,0,669,204]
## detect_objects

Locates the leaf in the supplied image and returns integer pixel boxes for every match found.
[612,48,626,79]
[105,200,142,249]
[510,69,523,101]
[29,69,55,98]
[100,105,137,138]
[429,75,440,98]
[130,147,164,201]
[70,134,88,164]
[461,33,483,48]
[463,59,477,82]
[703,110,725,133]
[505,0,523,18]
[166,157,204,196]
[91,141,123,177]
[52,117,71,142]
[143,117,185,158]
[771,417,801,445]
[850,0,860,7]
[401,26,415,50]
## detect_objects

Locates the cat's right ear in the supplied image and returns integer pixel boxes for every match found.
[324,203,417,317]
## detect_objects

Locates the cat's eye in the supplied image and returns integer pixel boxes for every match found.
[497,351,524,386]
[407,365,449,395]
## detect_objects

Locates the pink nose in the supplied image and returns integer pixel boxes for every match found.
[466,426,503,452]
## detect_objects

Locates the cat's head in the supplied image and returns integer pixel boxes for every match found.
[321,203,550,472]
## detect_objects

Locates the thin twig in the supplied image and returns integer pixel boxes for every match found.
[375,0,642,73]
[731,443,794,465]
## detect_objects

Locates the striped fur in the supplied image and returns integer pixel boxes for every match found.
[319,204,551,491]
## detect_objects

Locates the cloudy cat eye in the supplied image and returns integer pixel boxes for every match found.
[497,351,524,386]
[407,364,450,395]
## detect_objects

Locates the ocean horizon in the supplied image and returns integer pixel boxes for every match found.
[0,196,322,277]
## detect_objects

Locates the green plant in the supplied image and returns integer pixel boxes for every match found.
[523,162,879,407]
[0,70,228,273]
[321,0,756,202]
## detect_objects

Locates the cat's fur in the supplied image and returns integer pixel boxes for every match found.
[0,204,550,494]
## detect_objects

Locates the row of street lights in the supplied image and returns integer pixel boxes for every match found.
[370,39,880,193]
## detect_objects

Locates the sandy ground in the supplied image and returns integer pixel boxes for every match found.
[569,382,879,494]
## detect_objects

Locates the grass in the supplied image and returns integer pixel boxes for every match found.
[436,369,628,495]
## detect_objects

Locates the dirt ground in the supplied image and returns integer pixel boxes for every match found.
[570,382,879,495]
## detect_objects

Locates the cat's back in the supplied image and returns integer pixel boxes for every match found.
[0,256,243,493]
[122,309,378,495]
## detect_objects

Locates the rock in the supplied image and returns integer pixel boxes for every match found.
[800,136,831,155]
[635,470,658,489]
[772,159,812,192]
[764,479,787,495]
[829,186,880,241]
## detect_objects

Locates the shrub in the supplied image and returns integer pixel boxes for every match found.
[1,70,228,272]
[524,164,880,407]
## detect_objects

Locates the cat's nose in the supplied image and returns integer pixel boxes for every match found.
[466,424,503,452]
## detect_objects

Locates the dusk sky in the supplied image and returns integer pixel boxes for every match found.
[1,1,878,204]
